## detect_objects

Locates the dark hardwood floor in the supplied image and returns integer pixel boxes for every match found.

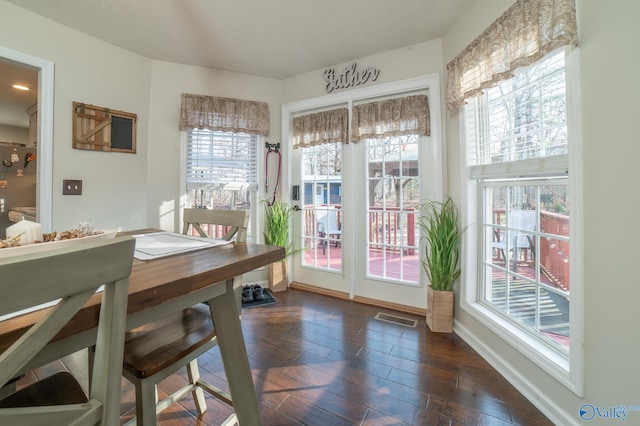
[17,288,552,425]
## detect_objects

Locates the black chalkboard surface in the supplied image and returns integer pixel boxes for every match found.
[111,116,134,151]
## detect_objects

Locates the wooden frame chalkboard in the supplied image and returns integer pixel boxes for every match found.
[72,102,137,153]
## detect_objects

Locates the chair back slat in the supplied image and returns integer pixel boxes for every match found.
[0,289,95,387]
[182,209,249,243]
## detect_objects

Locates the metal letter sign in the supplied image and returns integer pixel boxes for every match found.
[323,62,380,93]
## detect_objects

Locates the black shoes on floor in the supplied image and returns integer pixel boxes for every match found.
[242,284,265,303]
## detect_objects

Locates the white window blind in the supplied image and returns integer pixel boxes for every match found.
[186,130,258,191]
[467,50,569,179]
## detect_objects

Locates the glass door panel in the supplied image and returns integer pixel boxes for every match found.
[300,142,342,272]
[365,135,420,284]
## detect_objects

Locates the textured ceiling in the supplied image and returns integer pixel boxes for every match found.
[1,0,471,128]
[6,0,470,79]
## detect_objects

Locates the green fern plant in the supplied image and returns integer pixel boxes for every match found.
[419,197,465,291]
[264,200,293,260]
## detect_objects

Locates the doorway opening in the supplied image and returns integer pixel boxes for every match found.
[0,46,54,234]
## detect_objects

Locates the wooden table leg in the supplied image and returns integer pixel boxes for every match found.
[207,277,262,425]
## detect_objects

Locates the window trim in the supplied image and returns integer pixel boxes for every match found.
[469,155,568,180]
[458,48,583,396]
[179,130,262,244]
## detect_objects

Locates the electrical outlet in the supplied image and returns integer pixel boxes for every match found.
[63,179,82,195]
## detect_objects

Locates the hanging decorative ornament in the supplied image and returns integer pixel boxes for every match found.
[265,142,281,206]
[11,148,19,163]
[24,152,36,168]
[2,160,11,168]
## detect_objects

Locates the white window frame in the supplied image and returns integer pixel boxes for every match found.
[458,48,583,396]
[181,129,261,242]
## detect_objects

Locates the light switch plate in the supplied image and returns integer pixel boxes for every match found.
[63,179,82,195]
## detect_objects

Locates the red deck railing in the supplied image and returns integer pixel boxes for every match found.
[302,206,570,292]
[493,209,570,292]
[368,206,416,255]
[539,211,570,291]
[303,205,417,255]
[187,224,233,239]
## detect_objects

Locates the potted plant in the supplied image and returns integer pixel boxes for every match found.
[419,197,465,333]
[264,200,293,292]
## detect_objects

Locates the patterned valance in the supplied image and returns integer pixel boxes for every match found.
[179,93,269,136]
[350,94,430,141]
[446,0,578,111]
[292,108,349,148]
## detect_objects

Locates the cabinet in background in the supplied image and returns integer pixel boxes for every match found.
[26,103,37,146]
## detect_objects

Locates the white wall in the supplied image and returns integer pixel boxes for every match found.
[146,60,282,232]
[0,0,151,232]
[443,0,640,423]
[282,39,443,104]
[577,0,640,413]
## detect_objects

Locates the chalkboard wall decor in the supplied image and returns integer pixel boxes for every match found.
[72,102,137,153]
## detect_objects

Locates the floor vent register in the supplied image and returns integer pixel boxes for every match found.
[374,312,418,328]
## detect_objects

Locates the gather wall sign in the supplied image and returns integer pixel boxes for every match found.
[323,62,380,93]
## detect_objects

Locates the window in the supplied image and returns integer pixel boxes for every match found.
[186,129,259,241]
[479,180,570,349]
[464,49,576,369]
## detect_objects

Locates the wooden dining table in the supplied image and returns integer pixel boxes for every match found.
[0,229,285,425]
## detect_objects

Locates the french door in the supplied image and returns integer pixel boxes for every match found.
[291,134,441,309]
[287,77,443,310]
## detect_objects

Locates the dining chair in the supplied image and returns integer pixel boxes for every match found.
[317,207,342,255]
[492,210,537,273]
[0,236,135,426]
[183,208,250,313]
[121,208,249,425]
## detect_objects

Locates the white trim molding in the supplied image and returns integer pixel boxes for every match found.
[0,46,54,232]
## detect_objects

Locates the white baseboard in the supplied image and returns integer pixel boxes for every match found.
[454,320,577,426]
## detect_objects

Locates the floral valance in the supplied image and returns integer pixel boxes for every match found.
[292,108,349,148]
[350,94,430,141]
[446,0,578,111]
[179,93,269,136]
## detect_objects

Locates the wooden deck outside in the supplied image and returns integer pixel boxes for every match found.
[303,245,421,283]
